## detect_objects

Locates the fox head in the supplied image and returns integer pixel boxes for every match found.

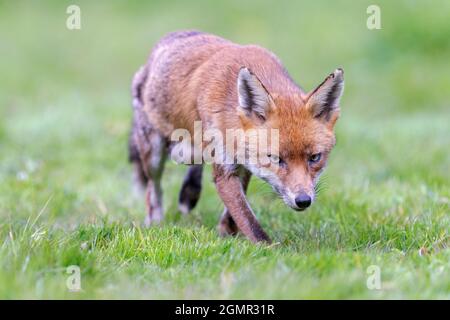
[237,67,344,211]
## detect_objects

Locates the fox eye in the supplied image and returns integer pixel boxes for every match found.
[268,154,286,166]
[308,153,322,164]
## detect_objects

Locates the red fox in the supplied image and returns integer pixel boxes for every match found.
[129,30,344,243]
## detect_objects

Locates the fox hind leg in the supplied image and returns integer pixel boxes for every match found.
[144,132,166,225]
[178,165,203,214]
[129,124,148,192]
[130,110,167,226]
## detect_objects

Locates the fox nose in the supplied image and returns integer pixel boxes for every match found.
[295,194,311,209]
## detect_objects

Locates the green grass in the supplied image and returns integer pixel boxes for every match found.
[0,0,449,299]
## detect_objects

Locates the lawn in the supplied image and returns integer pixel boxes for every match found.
[0,1,449,299]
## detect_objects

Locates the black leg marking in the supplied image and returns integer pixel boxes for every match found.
[178,165,203,214]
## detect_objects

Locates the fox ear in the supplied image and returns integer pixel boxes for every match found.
[237,67,272,120]
[305,68,344,122]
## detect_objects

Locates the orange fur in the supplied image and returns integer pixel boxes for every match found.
[130,30,344,243]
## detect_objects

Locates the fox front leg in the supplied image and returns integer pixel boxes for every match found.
[218,168,252,237]
[213,165,271,244]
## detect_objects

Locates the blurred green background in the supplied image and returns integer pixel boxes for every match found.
[0,1,448,299]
